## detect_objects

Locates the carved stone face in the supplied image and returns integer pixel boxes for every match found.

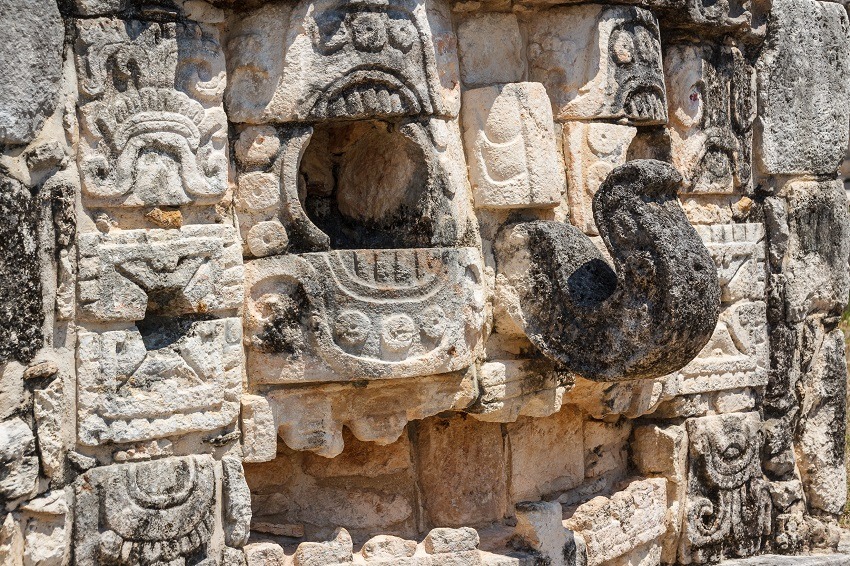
[608,14,666,123]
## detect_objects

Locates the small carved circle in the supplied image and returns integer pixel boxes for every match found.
[387,17,416,52]
[420,306,447,339]
[335,310,371,347]
[381,314,417,352]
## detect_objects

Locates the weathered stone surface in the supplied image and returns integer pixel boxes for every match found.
[225,0,459,123]
[20,491,69,566]
[665,43,754,194]
[0,514,23,566]
[76,317,242,445]
[77,225,243,322]
[471,360,572,423]
[293,528,354,566]
[0,173,43,364]
[361,535,417,560]
[564,478,667,566]
[244,248,485,384]
[240,394,277,463]
[564,122,636,236]
[74,16,229,208]
[417,416,507,527]
[681,413,771,563]
[424,527,480,553]
[495,160,720,381]
[755,0,850,175]
[0,0,64,145]
[33,379,65,480]
[457,13,524,87]
[245,542,286,566]
[513,501,584,566]
[74,455,217,565]
[462,83,563,209]
[527,5,667,125]
[0,418,39,505]
[222,456,252,548]
[506,406,584,504]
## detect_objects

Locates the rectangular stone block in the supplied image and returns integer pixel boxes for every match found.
[77,225,243,322]
[462,83,563,210]
[755,0,850,175]
[457,13,524,87]
[74,18,229,208]
[76,317,242,446]
[527,5,667,125]
[471,360,568,423]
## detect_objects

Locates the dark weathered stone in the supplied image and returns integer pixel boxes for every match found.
[495,160,721,381]
[0,172,44,364]
[0,0,64,146]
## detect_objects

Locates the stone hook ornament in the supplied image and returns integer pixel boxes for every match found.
[495,159,721,381]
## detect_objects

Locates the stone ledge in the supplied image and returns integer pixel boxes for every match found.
[720,555,850,565]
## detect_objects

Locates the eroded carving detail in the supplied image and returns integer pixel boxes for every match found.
[495,160,720,381]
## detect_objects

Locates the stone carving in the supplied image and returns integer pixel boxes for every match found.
[0,418,39,505]
[0,173,43,364]
[495,160,720,380]
[74,18,228,207]
[73,455,216,565]
[245,247,485,384]
[756,0,850,175]
[0,0,64,145]
[77,225,243,322]
[76,317,242,445]
[528,5,668,125]
[224,0,459,123]
[461,82,563,209]
[682,413,771,563]
[666,44,754,194]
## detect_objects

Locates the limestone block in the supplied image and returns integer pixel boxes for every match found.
[564,478,667,566]
[0,0,63,145]
[756,0,850,175]
[513,501,584,566]
[798,329,847,515]
[222,457,252,548]
[664,224,768,399]
[665,44,754,194]
[361,535,418,560]
[223,547,247,566]
[506,406,584,504]
[0,363,25,422]
[74,18,229,208]
[73,455,217,565]
[224,0,459,123]
[245,542,286,566]
[527,6,667,125]
[294,528,354,566]
[681,412,771,563]
[265,372,476,457]
[244,248,485,384]
[33,379,65,480]
[241,394,277,463]
[583,420,631,481]
[76,317,242,446]
[457,14,524,87]
[424,527,480,553]
[471,360,570,423]
[781,179,850,322]
[567,377,665,421]
[302,428,412,478]
[563,122,636,235]
[0,514,23,566]
[0,173,44,365]
[0,418,38,505]
[20,491,69,566]
[77,225,243,322]
[461,83,563,209]
[417,416,507,526]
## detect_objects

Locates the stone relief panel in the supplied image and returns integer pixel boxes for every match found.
[73,455,217,565]
[527,5,668,125]
[224,0,459,123]
[76,317,242,446]
[244,247,485,385]
[74,17,228,208]
[681,412,771,563]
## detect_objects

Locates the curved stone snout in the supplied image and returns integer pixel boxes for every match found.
[495,159,721,381]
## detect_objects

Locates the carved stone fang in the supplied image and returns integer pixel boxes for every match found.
[495,159,721,381]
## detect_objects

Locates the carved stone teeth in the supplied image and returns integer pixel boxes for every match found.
[329,96,347,117]
[390,92,403,113]
[346,89,364,115]
[377,88,392,114]
[361,87,379,113]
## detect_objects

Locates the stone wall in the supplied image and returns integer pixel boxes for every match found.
[0,0,849,565]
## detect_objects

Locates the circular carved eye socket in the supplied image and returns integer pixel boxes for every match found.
[611,29,635,64]
[335,310,372,347]
[351,12,388,53]
[387,16,416,53]
[381,314,417,352]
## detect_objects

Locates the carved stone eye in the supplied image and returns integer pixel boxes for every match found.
[350,12,388,53]
[313,10,349,53]
[381,314,417,352]
[387,16,416,53]
[611,29,635,64]
[335,310,372,347]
